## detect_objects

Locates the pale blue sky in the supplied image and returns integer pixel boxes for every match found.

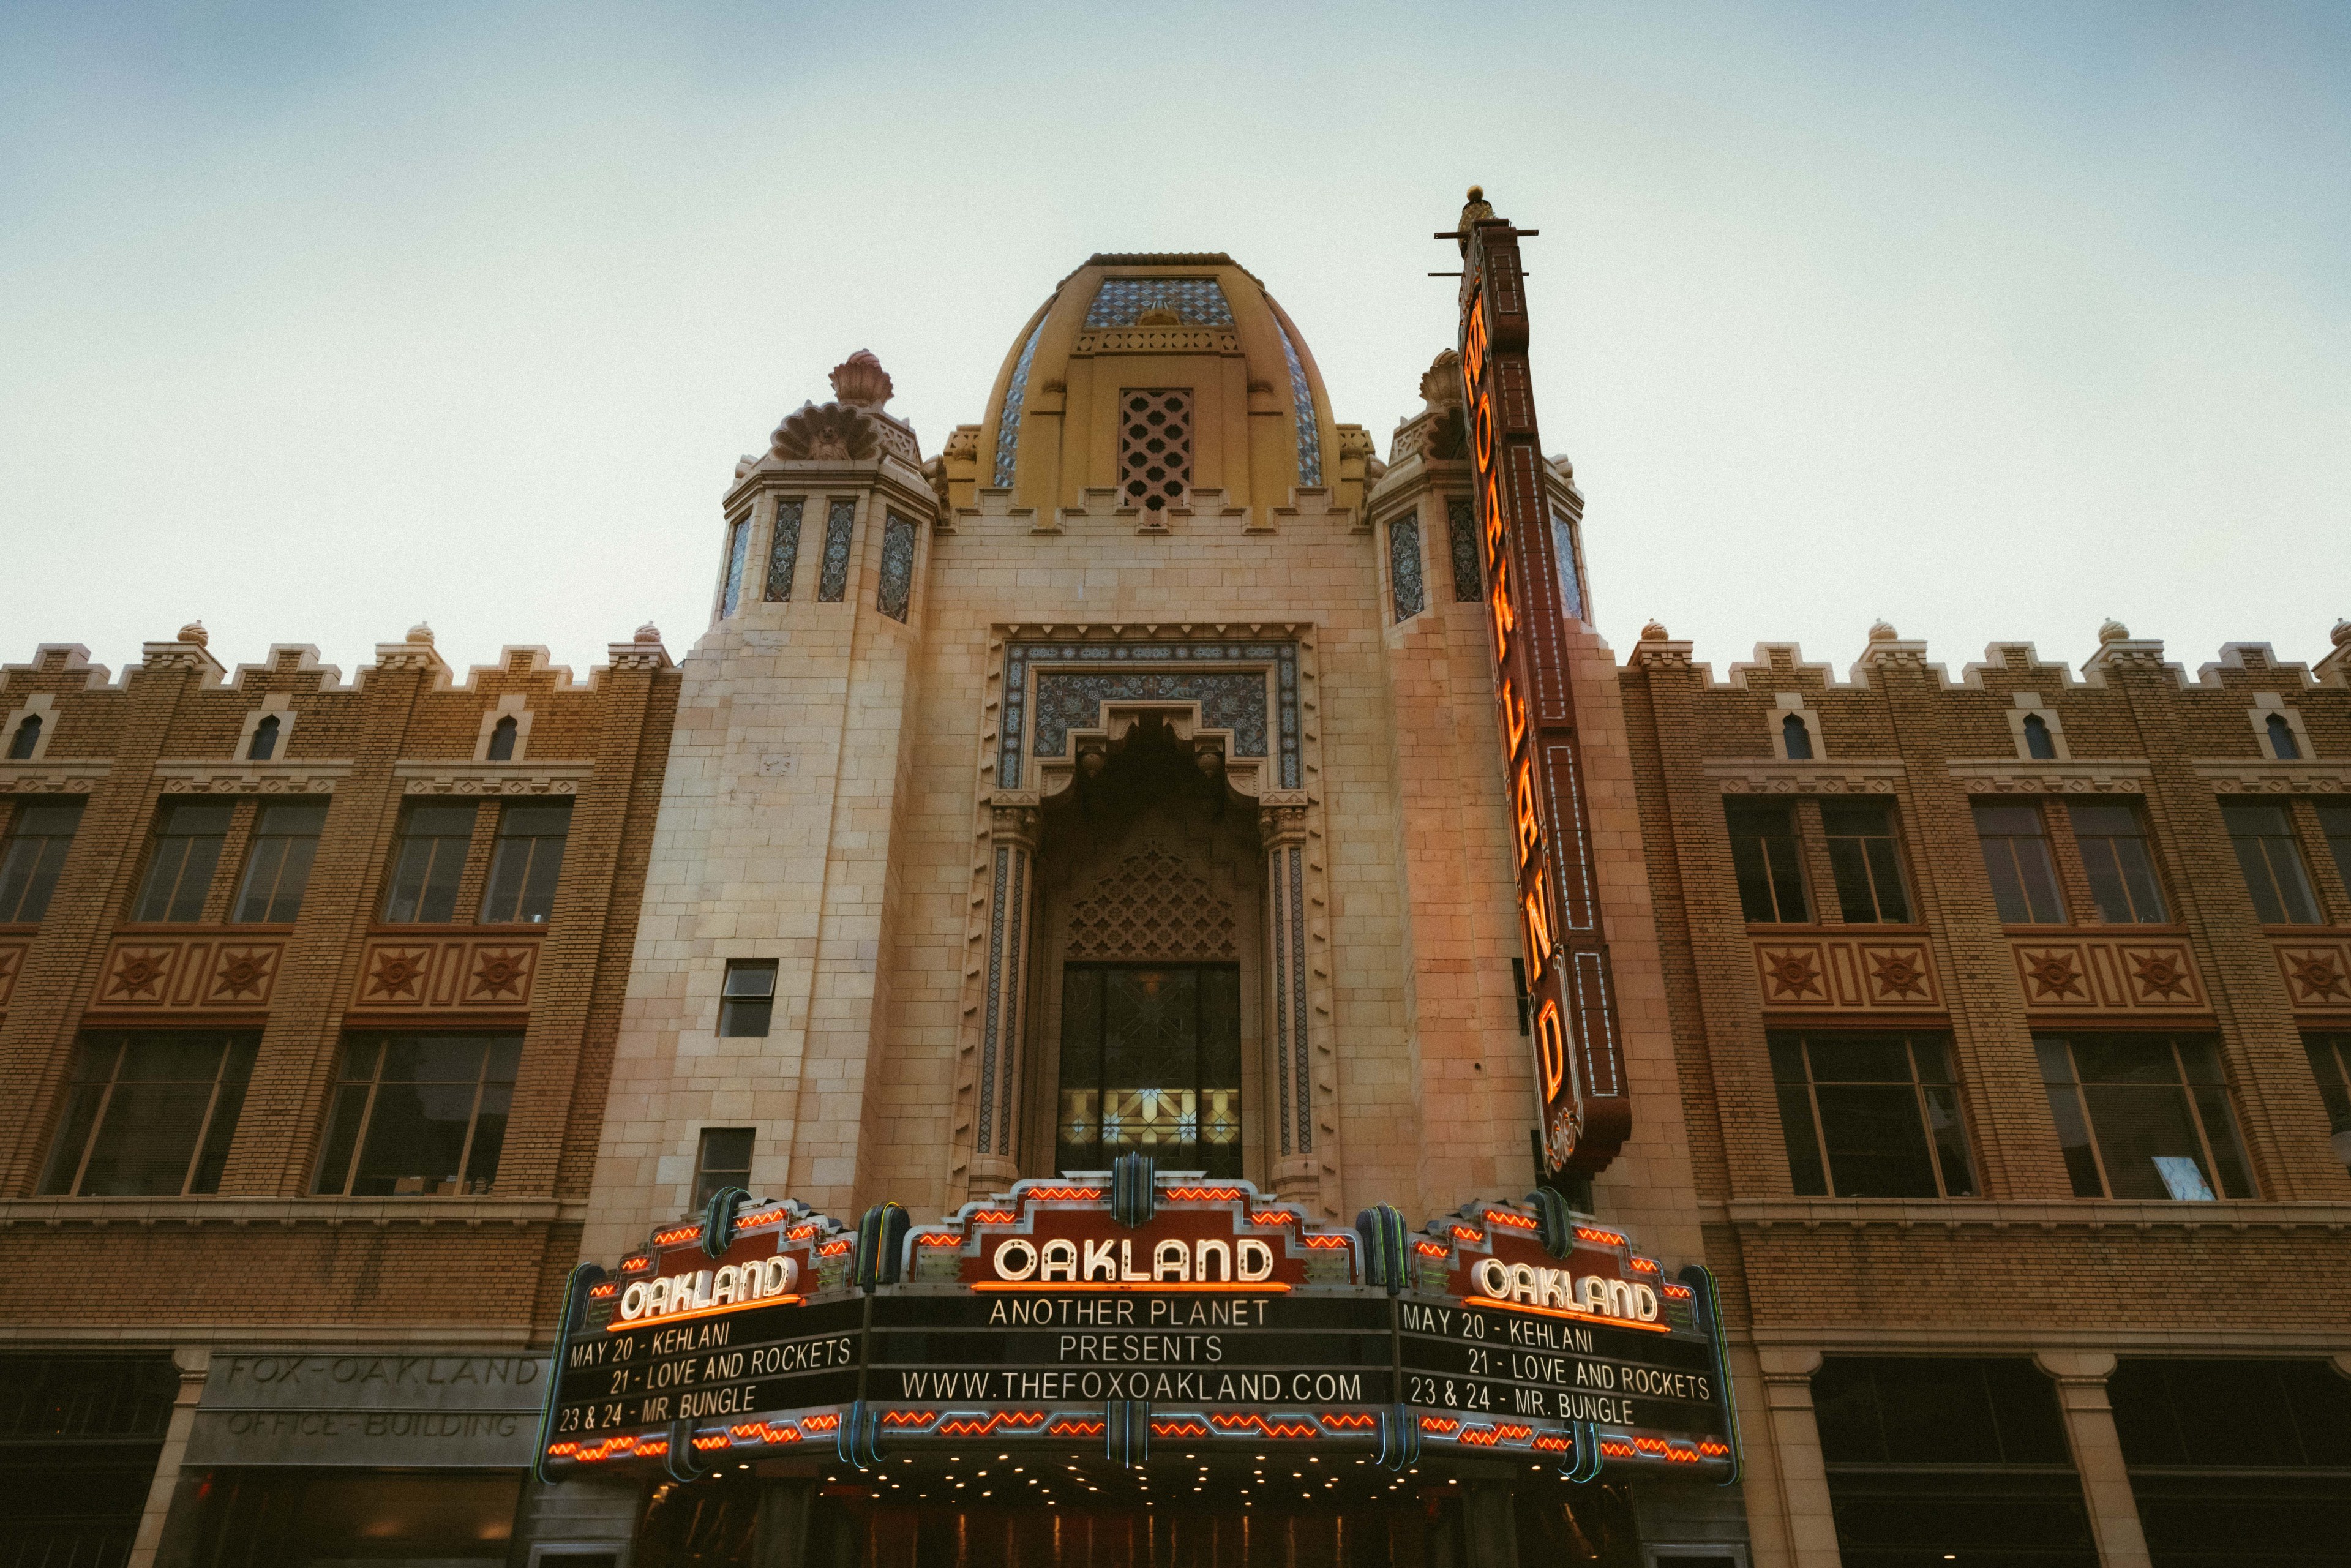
[4,2,2345,681]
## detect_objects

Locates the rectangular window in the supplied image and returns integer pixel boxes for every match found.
[2069,801,2168,923]
[478,801,569,925]
[719,514,751,618]
[1821,802,1913,923]
[1057,964,1242,1179]
[692,1127,754,1209]
[381,802,476,924]
[719,960,777,1038]
[2036,1033,2254,1199]
[314,1033,520,1196]
[231,800,325,925]
[1769,1032,1975,1198]
[132,801,233,923]
[2318,804,2351,903]
[2222,801,2320,924]
[1973,800,2066,924]
[1727,801,1809,923]
[765,498,804,602]
[2305,1033,2351,1171]
[39,1032,257,1196]
[0,798,84,923]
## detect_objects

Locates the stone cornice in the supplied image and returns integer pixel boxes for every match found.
[153,760,355,794]
[2195,761,2351,793]
[0,1196,587,1229]
[1704,759,1905,793]
[0,760,110,792]
[1715,1197,2350,1233]
[393,760,594,795]
[1946,760,2151,793]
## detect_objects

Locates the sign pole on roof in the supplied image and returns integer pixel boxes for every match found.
[1449,185,1631,1178]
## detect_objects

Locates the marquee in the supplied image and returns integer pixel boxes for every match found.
[539,1166,1739,1487]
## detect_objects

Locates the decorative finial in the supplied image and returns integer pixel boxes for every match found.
[2332,618,2350,650]
[634,621,662,645]
[1456,185,1497,255]
[829,350,893,410]
[176,620,207,647]
[1420,348,1463,410]
[1868,620,1898,643]
[406,621,434,646]
[1640,619,1670,642]
[2098,618,2130,645]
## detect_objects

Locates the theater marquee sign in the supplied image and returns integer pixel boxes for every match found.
[539,1174,1738,1485]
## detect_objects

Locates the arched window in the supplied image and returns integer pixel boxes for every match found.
[2267,713,2301,761]
[487,715,519,762]
[247,715,279,761]
[1782,712,1815,761]
[5,715,38,760]
[2022,713,2057,760]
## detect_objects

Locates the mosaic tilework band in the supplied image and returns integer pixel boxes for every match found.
[991,310,1051,487]
[978,845,1008,1155]
[1083,278,1234,328]
[999,641,1301,791]
[1288,843,1310,1154]
[1270,846,1292,1157]
[1272,309,1322,486]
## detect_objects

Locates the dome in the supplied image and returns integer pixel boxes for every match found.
[977,253,1338,515]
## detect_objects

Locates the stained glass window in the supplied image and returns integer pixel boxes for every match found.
[1057,965,1240,1177]
[1447,498,1482,601]
[1389,512,1426,622]
[818,499,855,602]
[1271,309,1322,486]
[877,510,917,621]
[719,514,751,618]
[765,498,804,602]
[992,310,1049,487]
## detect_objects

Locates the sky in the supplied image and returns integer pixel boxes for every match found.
[3,1,2346,685]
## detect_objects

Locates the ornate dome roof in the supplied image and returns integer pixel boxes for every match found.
[977,253,1337,514]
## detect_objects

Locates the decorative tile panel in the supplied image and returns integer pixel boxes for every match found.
[1388,511,1427,622]
[1446,498,1482,601]
[353,933,542,1011]
[1001,640,1300,790]
[1753,934,1943,1013]
[2273,935,2351,1013]
[2010,935,2207,1012]
[0,939,23,1007]
[94,936,288,1010]
[1083,279,1234,328]
[764,498,803,602]
[991,311,1050,487]
[1272,309,1322,486]
[817,499,855,602]
[877,510,917,621]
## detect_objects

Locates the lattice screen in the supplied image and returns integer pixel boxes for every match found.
[1117,390,1192,513]
[1065,844,1237,961]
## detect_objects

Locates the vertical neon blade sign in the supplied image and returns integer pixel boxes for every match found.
[1458,216,1629,1176]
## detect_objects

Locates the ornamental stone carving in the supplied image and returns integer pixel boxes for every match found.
[771,401,882,463]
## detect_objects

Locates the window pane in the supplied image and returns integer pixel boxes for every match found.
[1727,804,1805,923]
[1804,1035,1913,1084]
[1057,967,1104,1169]
[2077,1078,2211,1201]
[693,1128,755,1208]
[42,1033,255,1197]
[1922,1084,1978,1196]
[383,804,474,924]
[1863,837,1911,922]
[1815,1084,1941,1198]
[2224,803,2320,925]
[1825,838,1878,923]
[331,1035,517,1196]
[313,1084,370,1196]
[0,800,83,923]
[1974,802,2064,924]
[134,803,234,923]
[2036,1040,2105,1197]
[2304,1036,2351,1144]
[2319,805,2351,898]
[1776,1086,1828,1194]
[718,961,777,1038]
[479,803,568,924]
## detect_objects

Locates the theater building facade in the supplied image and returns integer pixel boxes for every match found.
[1,198,2347,1568]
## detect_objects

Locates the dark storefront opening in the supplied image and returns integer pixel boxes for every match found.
[2109,1357,2351,1567]
[192,1471,521,1566]
[633,1463,1644,1568]
[1812,1356,2097,1567]
[0,1353,179,1567]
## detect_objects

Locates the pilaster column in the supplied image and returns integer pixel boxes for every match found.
[1756,1348,1842,1567]
[1259,795,1314,1201]
[970,795,1040,1193]
[2034,1351,2151,1568]
[126,1345,208,1568]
